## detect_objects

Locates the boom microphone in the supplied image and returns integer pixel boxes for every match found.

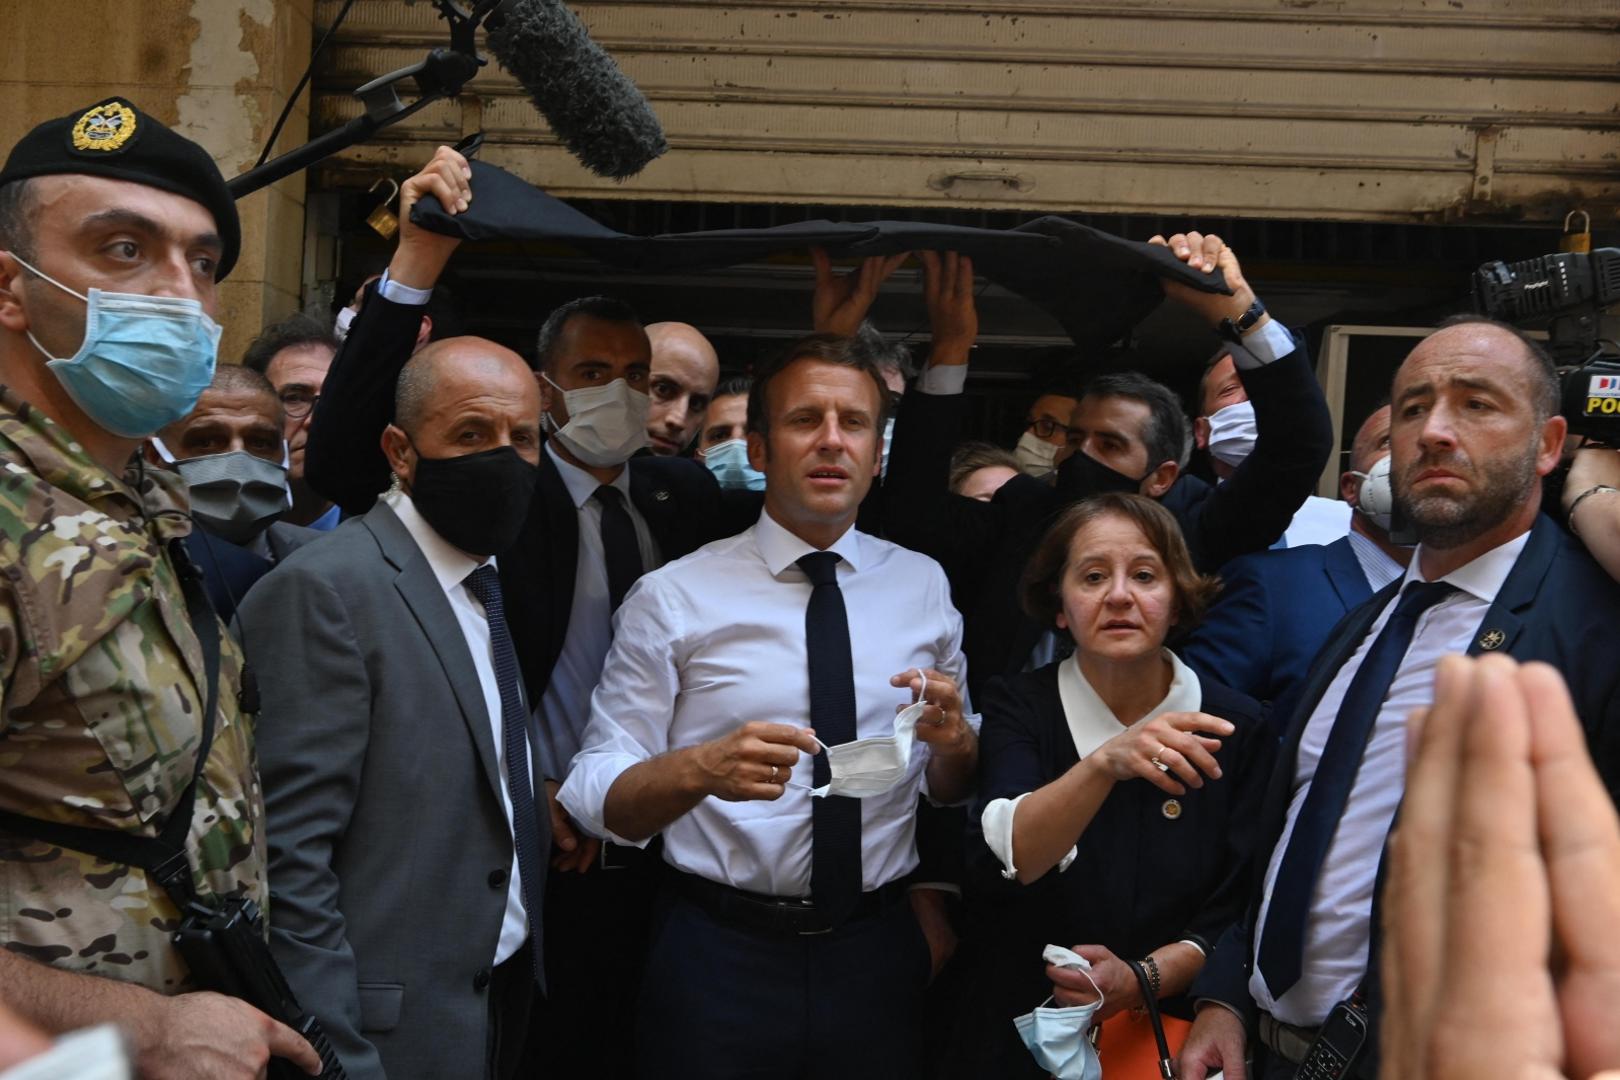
[485,0,669,180]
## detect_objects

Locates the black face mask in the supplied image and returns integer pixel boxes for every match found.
[408,444,539,557]
[1055,450,1143,502]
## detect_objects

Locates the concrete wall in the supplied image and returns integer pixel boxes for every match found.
[0,0,314,362]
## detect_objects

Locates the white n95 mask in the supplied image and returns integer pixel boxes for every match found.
[1350,454,1395,532]
[1012,945,1104,1080]
[806,670,929,799]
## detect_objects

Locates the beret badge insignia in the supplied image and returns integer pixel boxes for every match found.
[71,101,137,153]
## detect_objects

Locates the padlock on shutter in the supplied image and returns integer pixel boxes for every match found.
[1562,209,1592,254]
[366,178,401,239]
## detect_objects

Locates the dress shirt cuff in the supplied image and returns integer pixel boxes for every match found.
[555,752,652,849]
[1226,317,1294,370]
[377,269,433,307]
[908,881,962,897]
[980,793,1078,880]
[916,363,968,396]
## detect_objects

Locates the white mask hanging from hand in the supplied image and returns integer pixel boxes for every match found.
[1012,945,1105,1080]
[805,670,929,799]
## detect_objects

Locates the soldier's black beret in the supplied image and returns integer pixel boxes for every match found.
[0,98,240,280]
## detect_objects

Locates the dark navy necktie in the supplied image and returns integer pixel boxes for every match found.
[1257,579,1457,998]
[464,565,547,983]
[594,485,643,613]
[797,551,862,924]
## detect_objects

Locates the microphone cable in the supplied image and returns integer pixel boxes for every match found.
[253,0,361,170]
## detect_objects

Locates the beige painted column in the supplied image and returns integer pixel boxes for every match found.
[0,0,314,363]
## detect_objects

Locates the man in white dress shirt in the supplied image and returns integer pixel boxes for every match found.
[240,337,550,1080]
[560,333,980,1079]
[1180,317,1620,1080]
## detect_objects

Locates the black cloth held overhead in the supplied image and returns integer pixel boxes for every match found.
[410,160,1233,348]
[594,485,643,613]
[798,551,862,925]
[463,566,548,988]
[1256,579,1456,998]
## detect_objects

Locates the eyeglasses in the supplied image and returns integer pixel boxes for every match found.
[1026,416,1074,440]
[279,389,320,420]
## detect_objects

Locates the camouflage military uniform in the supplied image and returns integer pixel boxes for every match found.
[0,385,266,993]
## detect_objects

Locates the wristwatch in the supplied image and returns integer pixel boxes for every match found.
[1217,298,1267,344]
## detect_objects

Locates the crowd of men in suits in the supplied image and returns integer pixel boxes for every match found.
[2,101,1620,1080]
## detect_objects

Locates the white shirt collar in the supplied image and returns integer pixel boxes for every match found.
[1404,528,1530,604]
[546,440,630,510]
[1056,649,1203,759]
[391,492,494,596]
[1346,528,1404,594]
[753,507,864,576]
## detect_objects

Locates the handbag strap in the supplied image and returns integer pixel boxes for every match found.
[1123,958,1177,1080]
[0,539,222,908]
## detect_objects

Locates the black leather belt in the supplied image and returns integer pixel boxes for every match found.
[598,841,646,871]
[668,868,909,936]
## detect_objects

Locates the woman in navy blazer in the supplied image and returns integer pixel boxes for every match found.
[950,493,1274,1079]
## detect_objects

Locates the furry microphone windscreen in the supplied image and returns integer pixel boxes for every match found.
[486,0,669,180]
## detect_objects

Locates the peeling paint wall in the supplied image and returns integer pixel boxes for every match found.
[177,0,277,175]
[0,0,315,362]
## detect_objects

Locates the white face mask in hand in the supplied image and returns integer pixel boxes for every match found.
[801,670,929,799]
[541,372,650,467]
[1012,945,1104,1080]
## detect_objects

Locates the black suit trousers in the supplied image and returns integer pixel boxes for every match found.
[635,884,933,1080]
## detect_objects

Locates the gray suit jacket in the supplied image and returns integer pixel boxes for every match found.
[263,520,320,563]
[238,502,548,1080]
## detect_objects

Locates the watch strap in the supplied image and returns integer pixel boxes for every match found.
[1218,298,1267,344]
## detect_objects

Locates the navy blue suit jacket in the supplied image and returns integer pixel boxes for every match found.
[1179,535,1375,726]
[183,529,271,625]
[1191,515,1620,1045]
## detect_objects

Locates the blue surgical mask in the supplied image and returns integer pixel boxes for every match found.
[1012,945,1104,1080]
[701,438,765,491]
[10,253,221,438]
